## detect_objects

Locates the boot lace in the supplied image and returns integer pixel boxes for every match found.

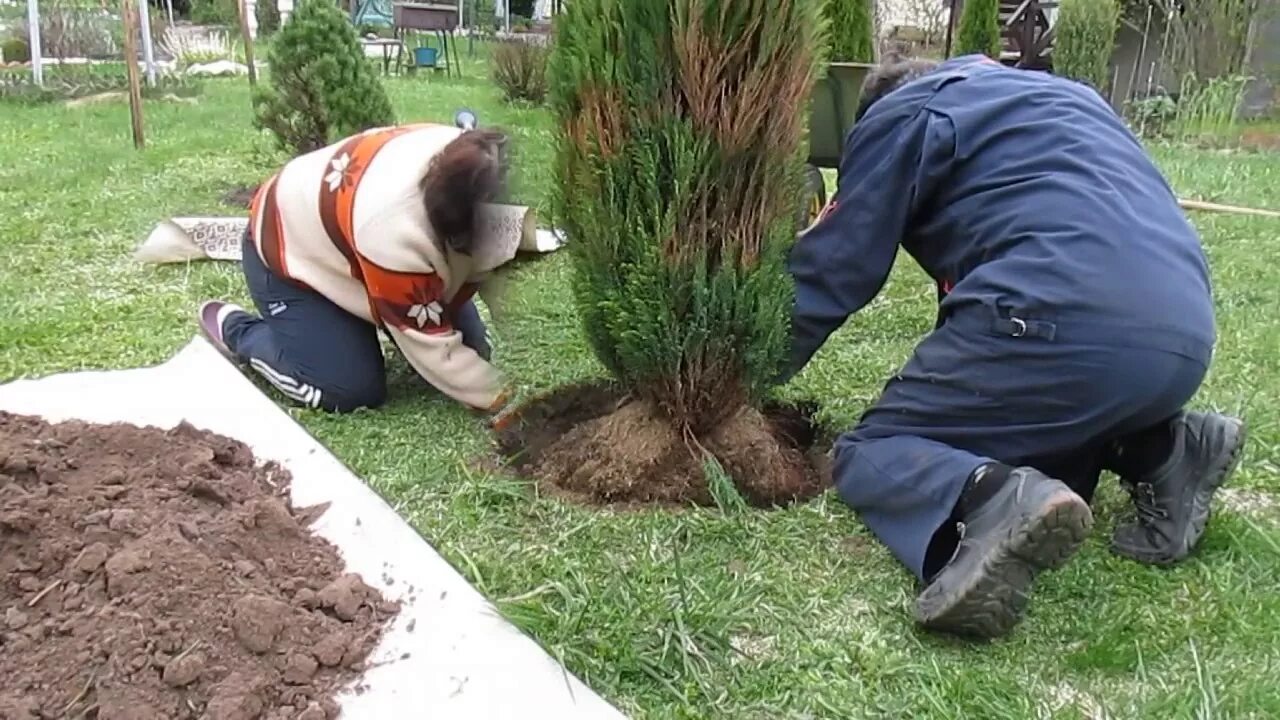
[1127,481,1170,528]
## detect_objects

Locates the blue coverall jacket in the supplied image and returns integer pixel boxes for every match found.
[787,56,1217,579]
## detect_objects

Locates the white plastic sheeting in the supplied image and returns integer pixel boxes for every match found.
[0,337,627,720]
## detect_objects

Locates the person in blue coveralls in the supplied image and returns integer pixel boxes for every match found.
[784,55,1247,638]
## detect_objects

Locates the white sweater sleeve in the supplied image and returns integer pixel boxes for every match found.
[354,227,507,411]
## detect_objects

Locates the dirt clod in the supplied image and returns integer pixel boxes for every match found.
[0,412,397,719]
[5,606,29,629]
[284,652,320,684]
[162,651,206,687]
[205,671,271,720]
[296,702,329,720]
[107,508,142,534]
[72,541,111,575]
[232,594,291,653]
[313,632,348,667]
[317,573,373,621]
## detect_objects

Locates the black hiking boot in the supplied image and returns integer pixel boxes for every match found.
[1111,411,1246,566]
[915,468,1093,639]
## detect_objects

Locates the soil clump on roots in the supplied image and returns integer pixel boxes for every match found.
[496,384,831,507]
[0,413,397,720]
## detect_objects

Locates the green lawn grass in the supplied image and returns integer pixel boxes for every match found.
[2,60,1279,718]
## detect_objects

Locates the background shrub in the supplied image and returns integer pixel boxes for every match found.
[160,28,236,68]
[19,0,121,59]
[1,67,198,104]
[252,0,395,156]
[508,0,535,20]
[256,0,281,36]
[150,0,193,19]
[1054,0,1120,91]
[824,0,875,62]
[954,0,1001,58]
[466,1,499,34]
[190,0,240,26]
[1125,92,1177,137]
[491,39,547,103]
[2,37,30,63]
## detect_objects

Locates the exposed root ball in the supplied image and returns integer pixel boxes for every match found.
[496,384,829,508]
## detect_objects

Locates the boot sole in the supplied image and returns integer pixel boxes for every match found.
[915,491,1093,639]
[1119,417,1246,566]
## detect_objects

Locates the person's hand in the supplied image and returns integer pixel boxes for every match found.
[488,401,522,432]
[482,390,521,432]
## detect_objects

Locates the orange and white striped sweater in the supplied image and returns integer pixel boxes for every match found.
[249,124,506,411]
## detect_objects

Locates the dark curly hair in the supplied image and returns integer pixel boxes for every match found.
[420,129,509,255]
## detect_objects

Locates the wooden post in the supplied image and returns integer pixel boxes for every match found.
[238,0,259,87]
[121,0,146,150]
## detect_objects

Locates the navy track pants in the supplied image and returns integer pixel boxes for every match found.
[223,230,490,413]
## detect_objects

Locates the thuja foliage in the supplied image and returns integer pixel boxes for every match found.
[825,0,875,62]
[253,0,395,155]
[547,0,822,432]
[955,0,1002,58]
[1055,0,1120,90]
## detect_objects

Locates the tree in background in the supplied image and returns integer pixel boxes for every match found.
[509,0,536,19]
[954,0,1001,58]
[256,0,282,36]
[252,0,394,155]
[1167,0,1258,82]
[190,0,240,25]
[491,40,549,103]
[1055,0,1120,91]
[542,0,824,503]
[825,0,876,62]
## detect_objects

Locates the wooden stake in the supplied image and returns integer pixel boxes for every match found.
[1179,198,1280,219]
[121,0,146,150]
[239,0,259,87]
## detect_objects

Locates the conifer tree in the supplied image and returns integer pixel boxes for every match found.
[1055,0,1120,90]
[253,0,395,155]
[955,0,1002,58]
[826,0,876,62]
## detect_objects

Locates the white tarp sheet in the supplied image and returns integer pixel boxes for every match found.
[0,337,626,720]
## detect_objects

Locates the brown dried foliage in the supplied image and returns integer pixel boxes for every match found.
[668,0,818,269]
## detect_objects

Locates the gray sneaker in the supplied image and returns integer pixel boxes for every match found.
[915,468,1092,639]
[1111,411,1246,566]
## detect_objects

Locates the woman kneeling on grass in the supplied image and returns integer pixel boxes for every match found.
[197,120,515,422]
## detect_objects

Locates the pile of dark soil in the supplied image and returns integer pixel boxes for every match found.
[0,413,397,720]
[495,383,831,508]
